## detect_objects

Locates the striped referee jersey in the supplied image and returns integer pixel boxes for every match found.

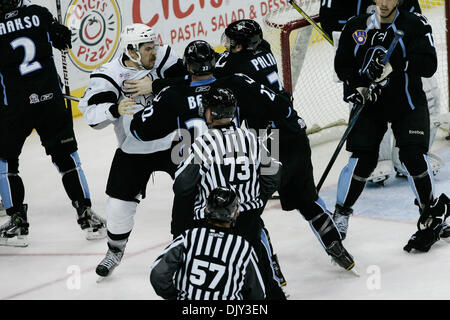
[150,226,266,300]
[175,124,264,220]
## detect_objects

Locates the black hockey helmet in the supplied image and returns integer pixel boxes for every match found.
[0,0,22,13]
[200,87,237,121]
[205,187,239,223]
[222,19,263,51]
[183,40,216,76]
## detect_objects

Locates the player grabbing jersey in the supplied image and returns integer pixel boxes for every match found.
[78,23,180,279]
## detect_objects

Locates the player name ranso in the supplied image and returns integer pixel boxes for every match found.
[0,15,40,35]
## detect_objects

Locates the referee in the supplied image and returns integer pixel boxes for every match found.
[150,187,265,300]
[172,87,285,300]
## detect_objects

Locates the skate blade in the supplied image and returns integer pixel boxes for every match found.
[281,286,290,299]
[85,227,107,240]
[331,259,360,277]
[349,267,360,277]
[0,235,28,247]
[96,276,108,283]
[345,262,360,277]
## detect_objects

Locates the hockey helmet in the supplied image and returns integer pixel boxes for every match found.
[0,0,22,13]
[121,23,158,67]
[222,19,263,51]
[200,87,237,121]
[205,187,239,223]
[183,40,216,76]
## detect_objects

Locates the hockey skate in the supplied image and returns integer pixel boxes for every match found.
[96,246,125,280]
[0,200,6,217]
[326,241,358,275]
[333,204,353,240]
[0,205,29,247]
[440,222,450,243]
[73,201,106,240]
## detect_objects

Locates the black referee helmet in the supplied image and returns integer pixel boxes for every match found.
[205,187,239,223]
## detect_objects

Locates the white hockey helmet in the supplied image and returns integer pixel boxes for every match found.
[121,23,158,67]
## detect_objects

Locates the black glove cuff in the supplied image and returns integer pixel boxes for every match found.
[109,104,120,118]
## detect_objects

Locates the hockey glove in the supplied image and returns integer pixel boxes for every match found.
[418,193,450,230]
[345,86,381,105]
[50,20,72,50]
[403,228,441,253]
[404,194,450,253]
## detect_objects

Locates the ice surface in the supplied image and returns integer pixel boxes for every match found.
[1,117,449,300]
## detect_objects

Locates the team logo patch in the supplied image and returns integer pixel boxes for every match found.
[298,118,306,129]
[353,30,367,45]
[66,0,122,72]
[29,94,39,104]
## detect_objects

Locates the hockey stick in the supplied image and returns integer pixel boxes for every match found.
[55,0,73,124]
[63,94,80,102]
[316,30,404,192]
[288,0,333,45]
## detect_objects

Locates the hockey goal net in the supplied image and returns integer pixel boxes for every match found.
[262,0,450,145]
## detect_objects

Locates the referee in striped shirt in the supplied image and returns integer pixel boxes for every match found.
[172,87,285,300]
[150,187,265,300]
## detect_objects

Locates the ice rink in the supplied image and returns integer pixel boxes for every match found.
[1,116,449,300]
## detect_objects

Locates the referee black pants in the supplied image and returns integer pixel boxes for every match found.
[233,209,287,300]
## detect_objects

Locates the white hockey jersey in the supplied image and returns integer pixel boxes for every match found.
[78,45,179,154]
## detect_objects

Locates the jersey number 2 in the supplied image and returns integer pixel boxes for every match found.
[10,37,42,75]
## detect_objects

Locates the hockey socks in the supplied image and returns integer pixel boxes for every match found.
[0,158,25,211]
[52,152,91,202]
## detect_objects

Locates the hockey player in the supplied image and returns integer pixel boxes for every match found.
[319,0,374,43]
[127,40,356,273]
[78,23,180,278]
[371,0,443,183]
[0,0,105,247]
[150,187,266,300]
[320,0,443,185]
[215,19,291,290]
[213,19,356,275]
[332,0,449,252]
[215,20,287,97]
[173,87,285,299]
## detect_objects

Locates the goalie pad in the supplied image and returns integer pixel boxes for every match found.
[393,150,444,177]
[368,159,394,184]
[0,200,5,217]
[332,31,342,83]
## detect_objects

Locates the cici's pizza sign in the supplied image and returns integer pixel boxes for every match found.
[65,0,122,72]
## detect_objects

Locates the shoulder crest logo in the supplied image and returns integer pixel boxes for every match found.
[352,30,367,45]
